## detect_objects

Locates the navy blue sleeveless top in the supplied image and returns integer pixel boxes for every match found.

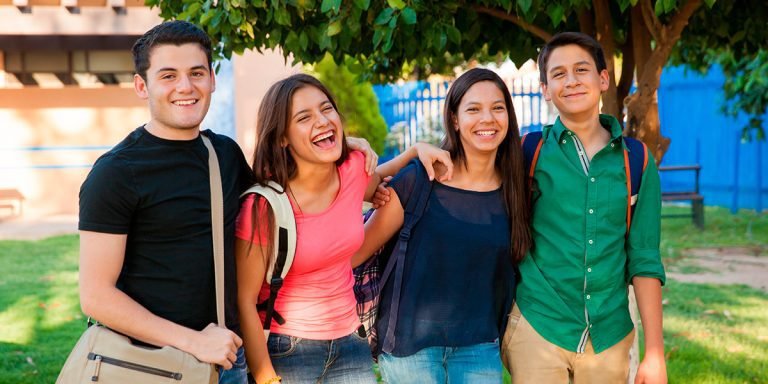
[376,163,516,357]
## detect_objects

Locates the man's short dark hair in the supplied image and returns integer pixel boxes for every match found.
[132,20,213,80]
[537,32,607,85]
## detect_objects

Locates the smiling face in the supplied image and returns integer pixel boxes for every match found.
[133,43,215,138]
[283,85,344,167]
[453,80,509,157]
[541,44,609,120]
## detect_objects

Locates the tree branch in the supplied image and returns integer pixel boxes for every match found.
[640,0,662,42]
[665,0,704,42]
[473,5,552,42]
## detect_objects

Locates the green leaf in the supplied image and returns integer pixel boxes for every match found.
[517,0,532,13]
[547,4,564,27]
[327,20,342,36]
[383,29,395,53]
[373,28,384,48]
[446,25,461,44]
[386,0,406,10]
[200,9,216,26]
[663,0,676,12]
[401,7,417,24]
[703,0,716,7]
[320,0,341,13]
[433,29,447,50]
[353,0,370,9]
[388,13,399,28]
[228,9,242,26]
[274,7,291,25]
[299,31,309,50]
[186,2,201,15]
[499,0,512,12]
[243,22,254,39]
[375,8,395,25]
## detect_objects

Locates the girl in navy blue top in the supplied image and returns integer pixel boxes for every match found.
[353,68,531,383]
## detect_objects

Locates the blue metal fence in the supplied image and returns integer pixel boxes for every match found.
[373,67,768,212]
[658,65,767,212]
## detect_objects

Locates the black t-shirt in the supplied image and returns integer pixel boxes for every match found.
[79,126,252,335]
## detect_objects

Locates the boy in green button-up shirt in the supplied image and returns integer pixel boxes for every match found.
[501,32,667,384]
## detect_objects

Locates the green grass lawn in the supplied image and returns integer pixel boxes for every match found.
[0,207,766,383]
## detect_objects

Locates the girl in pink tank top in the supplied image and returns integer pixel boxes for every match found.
[236,74,451,384]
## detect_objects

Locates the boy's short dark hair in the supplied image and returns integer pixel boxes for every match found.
[537,32,607,85]
[132,20,213,80]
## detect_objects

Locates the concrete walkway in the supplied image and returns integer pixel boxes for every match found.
[0,214,78,240]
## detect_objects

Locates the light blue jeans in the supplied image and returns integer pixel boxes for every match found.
[267,331,377,383]
[378,340,502,384]
[218,346,247,384]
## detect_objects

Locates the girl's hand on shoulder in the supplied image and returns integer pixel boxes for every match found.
[413,143,453,182]
[346,137,378,175]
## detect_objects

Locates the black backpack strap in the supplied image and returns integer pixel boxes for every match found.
[380,159,434,354]
[623,137,648,234]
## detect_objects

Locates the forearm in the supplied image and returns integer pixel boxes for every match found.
[239,302,276,383]
[81,285,199,351]
[632,276,664,357]
[374,143,421,178]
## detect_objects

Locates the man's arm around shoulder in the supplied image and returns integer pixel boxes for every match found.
[78,231,242,369]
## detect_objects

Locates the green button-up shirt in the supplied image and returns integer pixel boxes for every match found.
[517,114,666,354]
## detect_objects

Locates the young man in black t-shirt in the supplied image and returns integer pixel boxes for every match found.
[78,21,252,383]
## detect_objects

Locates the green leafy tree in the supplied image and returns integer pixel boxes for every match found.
[308,54,388,153]
[148,0,768,161]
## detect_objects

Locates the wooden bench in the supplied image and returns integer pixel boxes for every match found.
[658,165,704,229]
[0,188,25,217]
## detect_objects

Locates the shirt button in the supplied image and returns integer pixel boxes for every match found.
[562,139,567,144]
[587,267,592,272]
[586,294,591,300]
[589,324,593,328]
[611,143,615,148]
[568,131,573,136]
[588,209,594,214]
[588,239,594,245]
[590,177,596,182]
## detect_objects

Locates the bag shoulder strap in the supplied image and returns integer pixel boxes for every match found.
[239,181,297,336]
[200,133,226,327]
[380,158,434,353]
[522,131,544,191]
[623,137,648,234]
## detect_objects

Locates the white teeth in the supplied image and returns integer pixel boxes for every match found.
[173,100,197,106]
[312,131,334,143]
[476,131,496,136]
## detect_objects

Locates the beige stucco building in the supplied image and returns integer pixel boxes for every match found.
[0,0,296,219]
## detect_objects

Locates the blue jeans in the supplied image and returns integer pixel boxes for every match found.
[378,340,502,384]
[219,346,247,384]
[267,331,377,383]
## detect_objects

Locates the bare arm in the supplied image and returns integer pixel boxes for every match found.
[79,230,241,369]
[633,276,667,384]
[365,143,452,202]
[235,239,279,383]
[352,187,405,267]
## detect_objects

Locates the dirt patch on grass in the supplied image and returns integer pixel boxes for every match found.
[667,246,768,292]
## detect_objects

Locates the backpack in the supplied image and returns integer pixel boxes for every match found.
[353,158,434,356]
[522,129,649,233]
[239,181,297,338]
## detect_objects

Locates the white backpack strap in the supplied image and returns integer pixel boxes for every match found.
[239,181,297,283]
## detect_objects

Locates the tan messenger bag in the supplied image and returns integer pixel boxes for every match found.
[56,134,225,383]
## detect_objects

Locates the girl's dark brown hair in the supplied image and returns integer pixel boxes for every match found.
[247,74,350,260]
[441,68,531,263]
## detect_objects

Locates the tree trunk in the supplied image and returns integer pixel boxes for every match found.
[592,0,619,119]
[624,0,703,163]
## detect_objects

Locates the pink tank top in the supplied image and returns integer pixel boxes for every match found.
[236,151,370,339]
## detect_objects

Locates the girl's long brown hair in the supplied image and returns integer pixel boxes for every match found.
[441,68,531,263]
[247,74,350,260]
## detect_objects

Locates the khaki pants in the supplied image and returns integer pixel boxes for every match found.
[501,304,634,384]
